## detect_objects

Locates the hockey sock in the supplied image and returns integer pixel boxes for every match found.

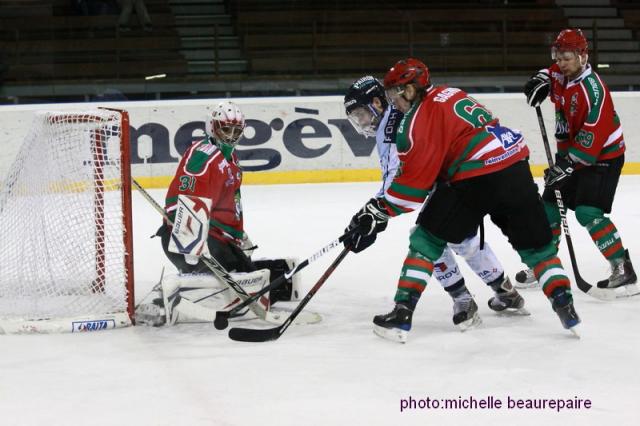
[575,205,625,261]
[394,250,432,304]
[518,243,569,297]
[544,201,562,248]
[534,257,571,297]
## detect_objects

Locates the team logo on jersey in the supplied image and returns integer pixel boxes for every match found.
[218,158,229,174]
[570,93,578,115]
[486,125,522,150]
[576,129,594,148]
[224,166,236,187]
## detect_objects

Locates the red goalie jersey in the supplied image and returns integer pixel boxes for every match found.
[165,138,244,244]
[548,63,625,164]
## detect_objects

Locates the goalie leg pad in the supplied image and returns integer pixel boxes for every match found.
[159,269,272,324]
[254,257,302,302]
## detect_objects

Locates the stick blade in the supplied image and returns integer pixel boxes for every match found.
[228,326,282,342]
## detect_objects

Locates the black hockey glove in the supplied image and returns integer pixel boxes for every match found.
[544,154,575,188]
[344,198,390,253]
[524,71,550,107]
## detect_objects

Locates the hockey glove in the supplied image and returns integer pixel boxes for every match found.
[524,70,550,107]
[344,198,390,253]
[544,154,575,188]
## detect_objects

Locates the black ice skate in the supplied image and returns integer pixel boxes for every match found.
[514,268,539,289]
[597,250,639,297]
[488,276,530,316]
[549,287,581,336]
[373,303,413,343]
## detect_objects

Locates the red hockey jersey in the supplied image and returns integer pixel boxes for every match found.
[382,86,530,215]
[548,63,625,164]
[165,138,244,243]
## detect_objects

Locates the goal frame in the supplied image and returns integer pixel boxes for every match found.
[0,108,135,334]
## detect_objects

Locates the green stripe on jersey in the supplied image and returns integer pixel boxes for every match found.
[583,75,605,125]
[389,181,429,199]
[569,146,596,164]
[395,102,420,153]
[447,130,491,178]
[209,218,244,239]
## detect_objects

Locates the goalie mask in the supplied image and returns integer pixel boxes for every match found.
[206,101,246,147]
[344,76,387,138]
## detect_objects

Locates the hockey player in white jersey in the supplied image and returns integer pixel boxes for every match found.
[343,76,528,329]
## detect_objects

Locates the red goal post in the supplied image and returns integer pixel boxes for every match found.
[0,108,134,333]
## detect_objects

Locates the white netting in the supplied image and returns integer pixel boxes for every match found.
[0,110,131,325]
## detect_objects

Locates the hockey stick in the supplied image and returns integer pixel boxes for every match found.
[228,246,350,342]
[131,179,274,319]
[213,228,356,330]
[535,106,615,301]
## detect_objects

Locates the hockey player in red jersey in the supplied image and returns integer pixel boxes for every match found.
[521,28,637,294]
[137,101,296,326]
[160,100,251,273]
[343,76,527,331]
[345,58,580,342]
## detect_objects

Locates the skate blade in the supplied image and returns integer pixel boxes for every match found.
[496,307,531,316]
[568,324,581,339]
[514,281,540,290]
[456,312,482,332]
[615,283,640,299]
[373,325,408,343]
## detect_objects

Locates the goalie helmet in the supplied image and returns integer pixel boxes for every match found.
[344,76,387,137]
[206,101,246,146]
[552,28,588,59]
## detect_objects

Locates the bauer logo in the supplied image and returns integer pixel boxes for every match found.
[71,319,115,332]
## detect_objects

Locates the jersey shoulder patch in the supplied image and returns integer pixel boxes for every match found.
[185,140,220,175]
[581,74,605,124]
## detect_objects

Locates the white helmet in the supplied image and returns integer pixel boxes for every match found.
[206,100,246,146]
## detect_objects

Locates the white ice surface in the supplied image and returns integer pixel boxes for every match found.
[2,177,640,426]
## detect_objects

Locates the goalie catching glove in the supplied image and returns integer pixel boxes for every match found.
[544,153,575,189]
[344,198,390,253]
[524,70,550,107]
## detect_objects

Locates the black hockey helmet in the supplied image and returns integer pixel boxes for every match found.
[344,76,388,114]
[344,76,387,137]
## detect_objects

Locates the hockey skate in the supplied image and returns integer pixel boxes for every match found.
[488,276,530,316]
[447,281,482,331]
[549,287,581,337]
[135,270,182,326]
[596,250,639,297]
[452,297,482,331]
[373,303,413,343]
[514,268,539,289]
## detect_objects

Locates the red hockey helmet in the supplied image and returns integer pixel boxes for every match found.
[383,58,430,89]
[552,28,588,59]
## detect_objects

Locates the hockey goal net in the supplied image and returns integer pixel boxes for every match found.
[0,109,134,333]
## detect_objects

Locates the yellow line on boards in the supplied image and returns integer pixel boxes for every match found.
[134,163,640,189]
